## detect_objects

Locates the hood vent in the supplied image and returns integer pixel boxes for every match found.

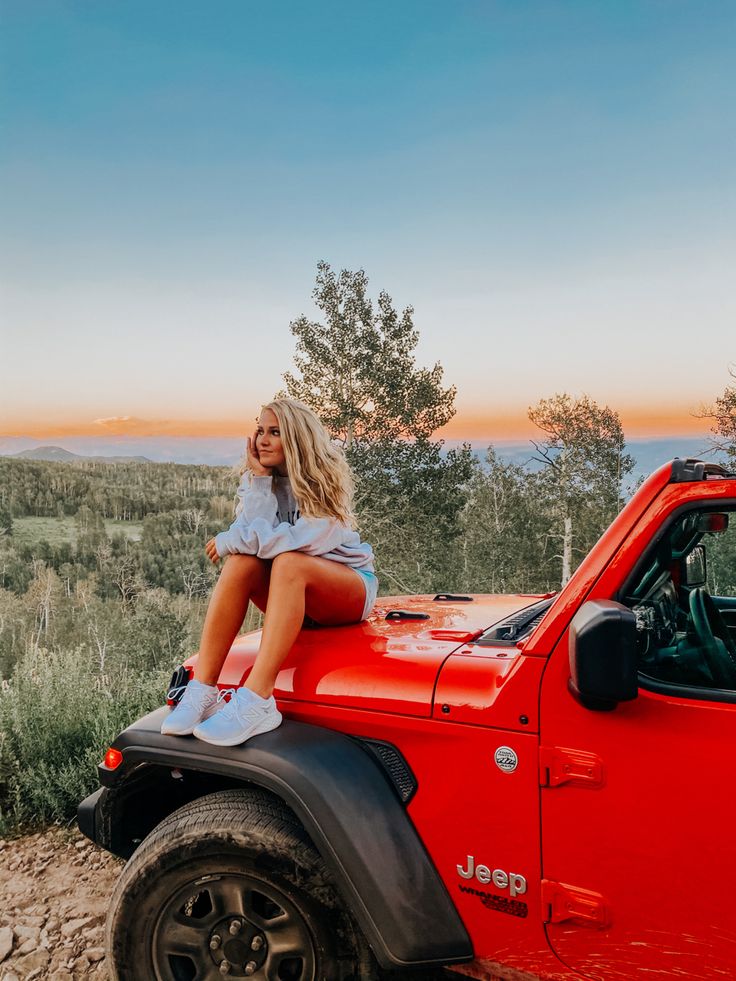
[385,609,431,621]
[476,597,554,646]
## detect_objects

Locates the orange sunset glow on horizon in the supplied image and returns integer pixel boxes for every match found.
[0,403,713,443]
[441,405,714,441]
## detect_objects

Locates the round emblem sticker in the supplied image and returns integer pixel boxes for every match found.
[494,746,518,773]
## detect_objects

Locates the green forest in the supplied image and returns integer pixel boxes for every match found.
[0,458,241,834]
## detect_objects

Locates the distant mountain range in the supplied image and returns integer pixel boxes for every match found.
[8,445,152,465]
[0,435,722,484]
[0,436,242,467]
[470,437,719,488]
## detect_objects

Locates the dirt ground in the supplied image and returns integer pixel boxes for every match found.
[0,827,520,981]
[0,826,121,981]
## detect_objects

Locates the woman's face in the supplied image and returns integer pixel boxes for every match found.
[255,408,287,474]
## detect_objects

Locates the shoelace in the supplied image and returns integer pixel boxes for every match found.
[216,688,266,723]
[167,683,223,706]
[217,687,236,704]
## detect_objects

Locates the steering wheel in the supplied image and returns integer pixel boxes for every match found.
[688,588,736,688]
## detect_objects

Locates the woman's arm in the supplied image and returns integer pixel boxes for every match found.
[235,474,279,524]
[215,512,352,561]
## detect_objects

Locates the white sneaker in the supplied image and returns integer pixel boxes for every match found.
[161,679,221,736]
[193,687,282,746]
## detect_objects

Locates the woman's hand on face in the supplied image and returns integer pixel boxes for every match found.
[205,538,220,565]
[247,433,272,477]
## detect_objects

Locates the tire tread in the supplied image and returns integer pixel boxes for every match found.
[106,787,377,981]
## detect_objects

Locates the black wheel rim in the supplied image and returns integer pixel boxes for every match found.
[151,871,318,981]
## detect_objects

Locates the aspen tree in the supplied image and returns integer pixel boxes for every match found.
[529,394,634,587]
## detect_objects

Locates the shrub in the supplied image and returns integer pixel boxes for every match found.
[0,645,168,835]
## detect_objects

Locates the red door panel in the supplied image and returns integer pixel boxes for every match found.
[542,645,736,980]
[540,484,736,979]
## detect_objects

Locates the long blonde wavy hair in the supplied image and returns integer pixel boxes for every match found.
[242,398,356,527]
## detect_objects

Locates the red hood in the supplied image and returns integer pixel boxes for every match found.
[186,592,547,717]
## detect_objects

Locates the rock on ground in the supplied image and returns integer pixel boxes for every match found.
[0,827,121,981]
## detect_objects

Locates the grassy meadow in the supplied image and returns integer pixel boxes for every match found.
[12,516,143,547]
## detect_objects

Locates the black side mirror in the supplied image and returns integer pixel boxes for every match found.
[569,600,639,711]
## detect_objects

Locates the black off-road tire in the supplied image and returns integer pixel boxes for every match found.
[105,787,378,981]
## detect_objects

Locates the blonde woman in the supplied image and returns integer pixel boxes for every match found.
[161,398,377,746]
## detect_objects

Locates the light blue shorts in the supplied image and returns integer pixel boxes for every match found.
[351,567,379,620]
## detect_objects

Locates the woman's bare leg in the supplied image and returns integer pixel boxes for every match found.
[195,555,271,685]
[246,552,365,698]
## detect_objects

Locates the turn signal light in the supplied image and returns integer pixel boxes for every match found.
[104,748,123,770]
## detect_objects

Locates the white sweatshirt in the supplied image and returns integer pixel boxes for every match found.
[214,474,375,571]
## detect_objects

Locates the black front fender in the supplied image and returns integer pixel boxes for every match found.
[79,708,472,969]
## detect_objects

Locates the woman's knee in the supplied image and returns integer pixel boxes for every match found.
[223,554,269,581]
[270,551,310,582]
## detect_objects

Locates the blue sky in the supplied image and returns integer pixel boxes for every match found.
[2,0,734,440]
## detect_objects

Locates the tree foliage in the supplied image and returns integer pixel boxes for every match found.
[353,438,474,593]
[283,261,456,446]
[459,449,557,594]
[707,366,736,466]
[283,261,472,590]
[528,393,635,585]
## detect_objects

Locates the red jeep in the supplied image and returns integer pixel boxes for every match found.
[79,458,736,981]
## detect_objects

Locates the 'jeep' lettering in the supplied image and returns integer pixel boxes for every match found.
[492,869,508,890]
[476,864,491,884]
[456,855,527,897]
